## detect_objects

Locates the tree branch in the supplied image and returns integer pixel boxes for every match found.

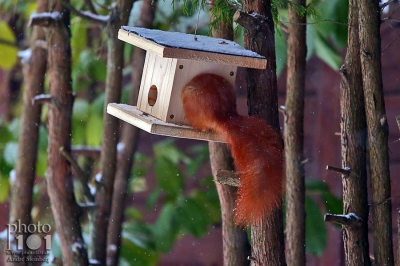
[60,146,95,203]
[326,165,351,177]
[85,0,98,14]
[28,12,62,27]
[216,170,240,187]
[0,38,17,47]
[71,146,101,157]
[324,213,362,227]
[60,0,109,25]
[31,94,53,105]
[233,10,269,33]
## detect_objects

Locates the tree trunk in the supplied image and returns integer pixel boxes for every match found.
[106,0,156,265]
[284,0,306,265]
[209,143,249,266]
[44,1,88,264]
[358,1,393,265]
[339,0,371,265]
[234,0,285,265]
[7,0,47,264]
[208,12,250,266]
[92,0,135,263]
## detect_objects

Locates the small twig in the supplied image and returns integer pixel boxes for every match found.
[233,10,268,32]
[324,213,362,227]
[85,0,98,14]
[31,94,53,105]
[301,158,309,165]
[34,40,48,50]
[380,0,394,11]
[0,38,17,47]
[247,256,257,261]
[77,202,97,209]
[396,115,400,132]
[381,30,400,54]
[71,146,101,157]
[326,165,351,177]
[60,146,95,203]
[381,17,400,23]
[370,194,400,207]
[278,105,287,115]
[216,170,240,187]
[28,12,62,27]
[280,19,350,27]
[60,0,109,25]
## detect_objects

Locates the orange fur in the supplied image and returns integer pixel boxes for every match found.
[181,73,283,226]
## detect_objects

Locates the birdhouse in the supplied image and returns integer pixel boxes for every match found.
[107,26,267,142]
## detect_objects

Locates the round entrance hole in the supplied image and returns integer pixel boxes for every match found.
[148,85,158,106]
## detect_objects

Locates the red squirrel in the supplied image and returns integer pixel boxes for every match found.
[181,73,283,226]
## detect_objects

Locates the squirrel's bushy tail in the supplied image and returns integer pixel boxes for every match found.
[217,116,283,226]
[181,73,284,226]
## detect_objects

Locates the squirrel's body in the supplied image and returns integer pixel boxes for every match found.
[181,73,283,226]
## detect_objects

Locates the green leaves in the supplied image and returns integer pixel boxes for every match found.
[304,179,343,256]
[72,49,107,92]
[314,31,342,70]
[152,203,180,252]
[134,139,221,256]
[305,195,327,256]
[275,27,287,77]
[0,20,17,70]
[154,157,184,199]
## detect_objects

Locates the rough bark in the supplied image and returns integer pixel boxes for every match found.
[234,1,285,265]
[92,0,135,263]
[7,0,47,264]
[284,0,306,265]
[358,1,393,265]
[105,0,156,265]
[209,143,250,266]
[45,1,88,264]
[397,211,400,266]
[208,13,250,266]
[339,0,371,265]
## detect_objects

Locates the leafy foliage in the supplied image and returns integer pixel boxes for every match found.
[305,179,342,256]
[0,21,17,70]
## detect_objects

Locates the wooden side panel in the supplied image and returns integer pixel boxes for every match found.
[137,51,177,121]
[167,59,237,125]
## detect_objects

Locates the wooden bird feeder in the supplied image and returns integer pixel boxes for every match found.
[107,26,267,142]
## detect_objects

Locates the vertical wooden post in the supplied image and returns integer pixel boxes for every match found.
[359,0,393,265]
[284,0,307,264]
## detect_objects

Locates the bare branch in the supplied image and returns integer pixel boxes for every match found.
[0,38,17,47]
[326,165,351,177]
[324,213,362,227]
[60,146,95,203]
[31,94,52,105]
[28,12,62,27]
[233,10,268,31]
[396,115,400,132]
[380,0,394,11]
[60,0,109,25]
[85,0,98,14]
[216,170,240,187]
[71,146,101,157]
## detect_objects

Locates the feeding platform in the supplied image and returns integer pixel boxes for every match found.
[107,26,267,142]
